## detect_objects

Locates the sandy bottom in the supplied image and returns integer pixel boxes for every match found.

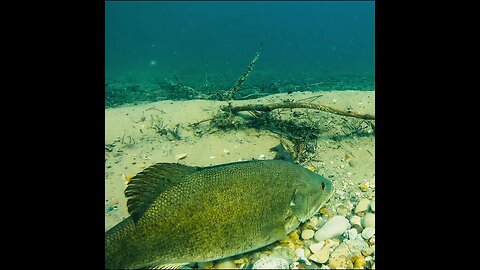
[105,90,375,268]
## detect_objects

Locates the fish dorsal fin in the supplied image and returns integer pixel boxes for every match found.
[124,163,199,223]
[270,144,294,162]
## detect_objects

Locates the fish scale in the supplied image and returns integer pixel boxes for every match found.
[106,159,333,269]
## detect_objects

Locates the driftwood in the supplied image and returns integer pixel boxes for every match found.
[221,102,375,120]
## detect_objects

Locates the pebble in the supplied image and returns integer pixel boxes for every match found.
[349,215,362,226]
[336,206,350,217]
[301,229,315,240]
[175,153,187,160]
[361,213,375,228]
[344,239,369,256]
[361,227,375,240]
[258,154,266,160]
[252,256,290,269]
[308,241,330,264]
[223,149,230,154]
[354,198,371,213]
[353,255,367,268]
[309,241,325,254]
[361,245,375,256]
[345,228,358,240]
[370,201,375,212]
[314,216,351,242]
[295,248,305,258]
[111,198,119,205]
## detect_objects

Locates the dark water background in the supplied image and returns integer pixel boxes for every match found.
[105,1,374,107]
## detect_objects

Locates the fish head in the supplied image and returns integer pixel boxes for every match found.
[291,170,334,223]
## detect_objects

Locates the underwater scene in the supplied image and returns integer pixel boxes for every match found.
[105,1,375,269]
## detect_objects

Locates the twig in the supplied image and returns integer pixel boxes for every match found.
[222,102,375,120]
[223,43,263,100]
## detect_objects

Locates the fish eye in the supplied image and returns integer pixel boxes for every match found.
[320,183,325,190]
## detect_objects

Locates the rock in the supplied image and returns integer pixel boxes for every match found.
[214,259,237,269]
[370,201,375,212]
[308,241,330,264]
[361,213,375,228]
[351,224,363,234]
[175,153,187,160]
[295,248,305,258]
[336,206,350,217]
[361,227,375,240]
[361,245,375,256]
[349,215,362,226]
[345,228,358,240]
[344,239,369,256]
[314,216,351,242]
[354,198,370,213]
[353,255,367,268]
[304,217,319,230]
[309,241,325,254]
[328,256,351,269]
[330,242,350,259]
[301,229,315,240]
[252,255,290,269]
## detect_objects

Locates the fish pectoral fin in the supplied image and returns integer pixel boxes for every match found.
[124,163,200,223]
[149,263,188,269]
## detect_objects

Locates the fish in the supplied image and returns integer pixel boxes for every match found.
[105,157,333,269]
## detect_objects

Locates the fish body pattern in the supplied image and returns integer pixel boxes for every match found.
[105,159,333,269]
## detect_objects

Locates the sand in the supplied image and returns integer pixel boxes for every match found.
[105,90,375,232]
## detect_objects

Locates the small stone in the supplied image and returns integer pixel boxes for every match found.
[308,241,330,264]
[258,154,266,160]
[345,228,358,240]
[111,198,119,205]
[352,224,363,234]
[175,153,187,160]
[252,256,290,269]
[348,160,355,167]
[361,227,375,240]
[223,149,230,154]
[361,213,375,228]
[301,229,315,240]
[336,206,350,217]
[354,198,371,214]
[353,255,367,268]
[295,248,305,258]
[361,245,375,256]
[349,215,362,226]
[209,156,215,159]
[309,241,325,254]
[359,182,369,192]
[370,201,375,212]
[344,239,369,256]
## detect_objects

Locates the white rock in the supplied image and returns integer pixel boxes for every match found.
[349,215,362,226]
[295,248,305,258]
[345,228,358,240]
[252,256,290,269]
[309,241,325,254]
[223,149,230,154]
[314,216,351,242]
[308,242,330,264]
[354,198,370,213]
[361,227,375,239]
[370,201,375,212]
[175,153,187,160]
[301,229,315,240]
[361,213,375,228]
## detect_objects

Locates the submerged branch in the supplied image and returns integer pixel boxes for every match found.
[222,102,375,120]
